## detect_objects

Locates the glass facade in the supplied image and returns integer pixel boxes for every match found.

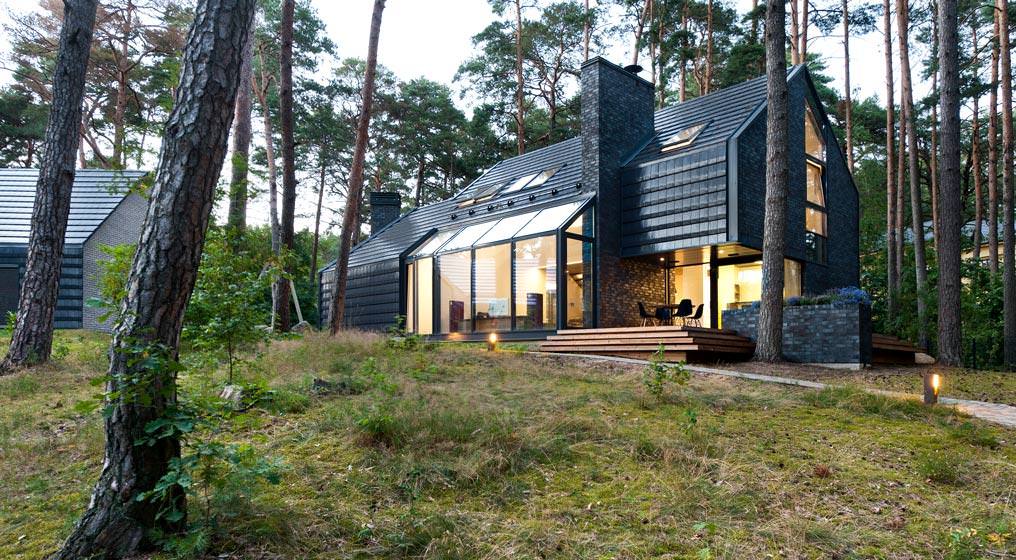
[804,105,827,263]
[514,236,557,330]
[474,243,512,332]
[406,200,593,335]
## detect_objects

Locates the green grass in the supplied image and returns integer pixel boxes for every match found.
[1,330,1015,559]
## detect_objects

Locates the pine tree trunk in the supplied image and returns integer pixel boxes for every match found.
[51,1,254,557]
[275,0,296,332]
[583,0,591,62]
[883,0,898,323]
[897,0,929,350]
[935,0,962,366]
[415,158,425,207]
[111,1,132,169]
[755,0,788,363]
[705,0,713,94]
[971,22,983,264]
[842,0,853,171]
[988,9,1000,273]
[679,3,688,102]
[331,0,386,333]
[227,24,254,237]
[0,0,97,373]
[632,0,651,66]
[999,0,1016,366]
[800,0,809,61]
[930,67,940,247]
[789,0,801,64]
[311,156,325,289]
[895,116,905,283]
[513,0,526,155]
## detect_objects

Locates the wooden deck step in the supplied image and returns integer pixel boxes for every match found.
[539,326,755,363]
[871,333,922,364]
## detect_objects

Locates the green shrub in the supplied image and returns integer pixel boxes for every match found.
[643,344,690,402]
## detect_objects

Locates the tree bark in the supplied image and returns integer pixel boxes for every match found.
[330,0,385,333]
[111,0,133,169]
[883,0,898,323]
[51,1,254,557]
[930,66,940,247]
[513,0,526,155]
[755,0,788,363]
[1,0,97,373]
[632,0,651,66]
[275,0,296,332]
[789,0,801,64]
[935,0,962,365]
[705,0,713,94]
[842,0,853,171]
[227,23,254,238]
[800,0,809,62]
[988,8,1000,273]
[311,155,325,289]
[999,0,1016,366]
[583,0,591,62]
[971,22,983,264]
[897,0,929,350]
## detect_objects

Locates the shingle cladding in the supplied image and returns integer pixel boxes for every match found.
[734,68,859,293]
[619,73,770,257]
[0,168,148,329]
[319,138,590,330]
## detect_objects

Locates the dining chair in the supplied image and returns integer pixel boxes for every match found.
[637,301,657,327]
[686,304,704,327]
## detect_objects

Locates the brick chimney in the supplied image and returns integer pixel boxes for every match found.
[580,58,655,325]
[369,191,401,235]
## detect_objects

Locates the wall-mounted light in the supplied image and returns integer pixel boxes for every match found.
[487,332,498,352]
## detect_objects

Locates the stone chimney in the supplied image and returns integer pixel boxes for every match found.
[580,58,655,325]
[369,191,401,235]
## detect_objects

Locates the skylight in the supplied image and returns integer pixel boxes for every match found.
[661,122,708,152]
[502,165,561,194]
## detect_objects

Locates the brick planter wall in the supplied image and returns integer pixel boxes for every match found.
[722,303,872,365]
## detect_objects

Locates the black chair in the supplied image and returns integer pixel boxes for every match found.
[685,304,704,327]
[655,305,672,325]
[673,299,693,323]
[638,301,657,327]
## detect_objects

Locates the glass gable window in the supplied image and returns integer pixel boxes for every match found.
[516,201,582,238]
[405,200,595,335]
[475,211,539,246]
[413,229,459,257]
[804,105,827,263]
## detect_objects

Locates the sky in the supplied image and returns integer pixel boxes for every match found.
[0,0,935,236]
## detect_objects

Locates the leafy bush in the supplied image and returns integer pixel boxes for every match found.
[784,286,871,307]
[87,243,136,324]
[182,230,275,383]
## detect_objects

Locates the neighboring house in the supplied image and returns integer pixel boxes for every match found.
[319,59,858,339]
[0,168,148,330]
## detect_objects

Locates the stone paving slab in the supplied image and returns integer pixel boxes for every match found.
[534,352,1016,429]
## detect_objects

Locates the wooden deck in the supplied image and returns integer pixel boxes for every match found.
[538,326,755,362]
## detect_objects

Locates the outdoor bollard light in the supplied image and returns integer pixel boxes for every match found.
[923,372,941,405]
[487,332,498,352]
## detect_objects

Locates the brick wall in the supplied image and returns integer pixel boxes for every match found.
[580,57,656,327]
[369,192,401,236]
[723,303,872,364]
[81,193,147,331]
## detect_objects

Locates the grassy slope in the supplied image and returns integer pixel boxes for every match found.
[0,331,1013,559]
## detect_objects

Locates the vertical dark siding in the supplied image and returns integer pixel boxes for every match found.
[0,244,84,328]
[318,260,401,332]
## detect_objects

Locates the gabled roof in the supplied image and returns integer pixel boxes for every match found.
[323,137,588,271]
[0,168,147,245]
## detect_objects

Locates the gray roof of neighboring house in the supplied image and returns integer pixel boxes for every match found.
[0,168,147,245]
[322,136,589,272]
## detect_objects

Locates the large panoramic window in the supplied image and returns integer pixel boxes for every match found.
[474,243,511,332]
[406,200,594,335]
[565,237,594,328]
[438,250,472,333]
[514,236,557,330]
[804,105,827,263]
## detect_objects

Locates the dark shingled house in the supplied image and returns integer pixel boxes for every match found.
[319,59,858,339]
[0,168,148,330]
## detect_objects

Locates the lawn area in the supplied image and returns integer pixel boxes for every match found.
[726,361,1016,407]
[1,330,1015,559]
